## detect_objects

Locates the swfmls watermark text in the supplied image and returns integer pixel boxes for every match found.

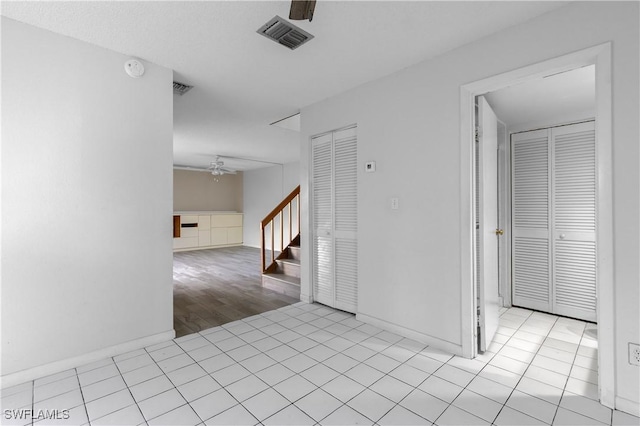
[4,409,71,421]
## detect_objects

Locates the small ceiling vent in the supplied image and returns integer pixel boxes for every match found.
[257,15,314,50]
[173,81,193,96]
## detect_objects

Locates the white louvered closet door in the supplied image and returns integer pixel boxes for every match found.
[511,129,552,313]
[311,126,358,313]
[552,122,596,321]
[333,127,358,312]
[511,122,597,322]
[312,133,334,307]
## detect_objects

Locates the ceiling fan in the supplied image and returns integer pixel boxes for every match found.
[207,156,237,176]
[289,0,316,21]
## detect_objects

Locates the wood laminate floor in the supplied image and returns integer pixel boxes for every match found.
[173,246,297,337]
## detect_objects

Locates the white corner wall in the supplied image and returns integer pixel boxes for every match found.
[243,162,300,248]
[300,1,638,412]
[1,18,174,379]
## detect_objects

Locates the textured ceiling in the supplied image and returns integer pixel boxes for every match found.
[2,1,568,170]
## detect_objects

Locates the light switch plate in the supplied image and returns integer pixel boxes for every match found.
[365,161,376,173]
[630,343,640,366]
[391,197,399,210]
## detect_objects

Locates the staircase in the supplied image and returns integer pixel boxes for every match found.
[260,186,301,298]
[261,236,300,298]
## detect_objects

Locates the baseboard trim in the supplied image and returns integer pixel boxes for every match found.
[1,329,175,389]
[356,312,463,356]
[299,293,313,303]
[173,243,243,252]
[615,396,640,417]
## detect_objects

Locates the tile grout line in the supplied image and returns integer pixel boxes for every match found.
[551,322,604,426]
[224,308,416,424]
[427,310,528,426]
[110,353,151,426]
[145,303,347,424]
[475,309,552,425]
[30,378,34,426]
[72,368,91,426]
[141,336,239,425]
[234,311,382,425]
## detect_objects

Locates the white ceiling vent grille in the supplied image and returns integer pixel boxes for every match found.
[173,81,193,96]
[257,15,314,50]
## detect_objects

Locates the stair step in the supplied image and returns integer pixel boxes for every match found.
[262,273,300,299]
[277,258,300,265]
[288,245,301,260]
[276,258,300,278]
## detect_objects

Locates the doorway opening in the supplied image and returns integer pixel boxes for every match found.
[483,64,597,323]
[460,43,614,408]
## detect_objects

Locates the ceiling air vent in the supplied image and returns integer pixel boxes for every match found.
[173,81,193,96]
[257,15,314,50]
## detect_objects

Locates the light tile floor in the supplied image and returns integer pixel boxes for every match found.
[1,303,639,426]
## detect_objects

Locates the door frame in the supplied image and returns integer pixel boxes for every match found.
[459,43,614,408]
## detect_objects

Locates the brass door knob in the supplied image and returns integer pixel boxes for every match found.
[495,229,504,235]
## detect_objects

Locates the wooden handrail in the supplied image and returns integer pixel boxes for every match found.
[261,186,300,227]
[260,185,300,273]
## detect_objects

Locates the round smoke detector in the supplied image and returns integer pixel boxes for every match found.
[124,59,145,78]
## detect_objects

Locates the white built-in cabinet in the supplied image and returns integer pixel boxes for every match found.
[311,126,358,314]
[173,212,243,251]
[511,121,596,322]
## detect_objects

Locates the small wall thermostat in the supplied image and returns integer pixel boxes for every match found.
[365,161,376,173]
[124,59,145,78]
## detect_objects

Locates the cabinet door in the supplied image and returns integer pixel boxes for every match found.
[198,215,211,230]
[212,214,242,228]
[211,228,228,246]
[174,237,198,249]
[180,227,199,238]
[180,215,198,225]
[199,230,211,247]
[227,227,242,244]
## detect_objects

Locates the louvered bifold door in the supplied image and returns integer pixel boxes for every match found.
[511,129,552,312]
[333,127,358,313]
[312,134,334,307]
[551,122,596,321]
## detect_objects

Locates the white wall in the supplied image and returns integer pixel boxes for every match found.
[174,169,243,212]
[243,162,300,249]
[300,1,638,411]
[1,18,174,377]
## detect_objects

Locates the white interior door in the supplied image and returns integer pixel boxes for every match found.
[511,122,596,322]
[551,122,597,321]
[312,134,334,307]
[477,96,500,352]
[511,129,551,312]
[311,126,358,313]
[332,128,358,312]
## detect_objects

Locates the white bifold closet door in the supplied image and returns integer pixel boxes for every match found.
[311,126,358,313]
[511,121,596,322]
